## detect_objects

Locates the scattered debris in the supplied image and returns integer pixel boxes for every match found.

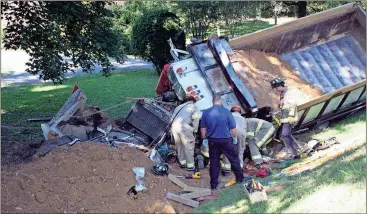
[127,186,138,200]
[151,163,169,176]
[180,189,212,199]
[133,167,146,192]
[166,192,199,208]
[216,200,249,214]
[1,143,195,213]
[27,118,52,122]
[196,192,217,202]
[243,179,268,204]
[281,138,364,176]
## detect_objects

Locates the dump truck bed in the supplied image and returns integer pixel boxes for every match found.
[229,3,366,131]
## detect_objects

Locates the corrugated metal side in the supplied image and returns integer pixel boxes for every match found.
[281,35,366,94]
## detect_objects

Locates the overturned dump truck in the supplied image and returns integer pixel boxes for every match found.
[41,4,366,152]
[153,3,366,139]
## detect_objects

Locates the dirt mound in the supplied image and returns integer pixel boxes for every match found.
[233,50,323,110]
[1,143,200,213]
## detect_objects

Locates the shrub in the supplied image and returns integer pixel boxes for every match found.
[130,9,185,74]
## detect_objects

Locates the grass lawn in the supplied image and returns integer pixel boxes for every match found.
[1,69,158,141]
[207,20,274,39]
[195,111,366,213]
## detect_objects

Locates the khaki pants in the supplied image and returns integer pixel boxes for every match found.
[222,133,246,170]
[172,125,195,168]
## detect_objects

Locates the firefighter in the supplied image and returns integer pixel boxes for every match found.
[245,118,275,168]
[222,115,275,170]
[171,94,201,171]
[221,105,247,175]
[271,77,304,159]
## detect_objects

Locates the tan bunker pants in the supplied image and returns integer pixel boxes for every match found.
[172,125,195,169]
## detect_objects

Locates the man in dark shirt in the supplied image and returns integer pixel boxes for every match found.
[200,95,244,189]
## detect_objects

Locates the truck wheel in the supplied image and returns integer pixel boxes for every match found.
[314,121,330,134]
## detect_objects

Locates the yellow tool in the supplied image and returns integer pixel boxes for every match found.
[186,171,201,179]
[219,178,236,189]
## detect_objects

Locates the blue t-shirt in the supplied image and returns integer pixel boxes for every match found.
[200,104,236,139]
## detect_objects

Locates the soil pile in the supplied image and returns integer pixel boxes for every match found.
[233,50,323,110]
[1,143,209,213]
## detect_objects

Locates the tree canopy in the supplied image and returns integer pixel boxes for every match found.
[130,9,185,74]
[1,1,124,84]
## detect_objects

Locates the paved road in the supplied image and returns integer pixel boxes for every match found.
[1,50,154,87]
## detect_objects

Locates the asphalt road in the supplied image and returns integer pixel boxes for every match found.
[1,50,154,87]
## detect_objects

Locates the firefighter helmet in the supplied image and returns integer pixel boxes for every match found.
[270,77,286,89]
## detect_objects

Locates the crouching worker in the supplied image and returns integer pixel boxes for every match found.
[221,105,247,175]
[171,94,201,171]
[246,118,275,168]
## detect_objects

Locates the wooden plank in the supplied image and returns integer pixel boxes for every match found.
[298,80,366,111]
[166,192,199,208]
[167,174,188,189]
[180,189,212,199]
[229,4,356,48]
[183,186,211,192]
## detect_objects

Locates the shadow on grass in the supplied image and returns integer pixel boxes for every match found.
[195,143,366,213]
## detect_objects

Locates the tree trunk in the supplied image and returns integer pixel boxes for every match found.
[274,12,278,25]
[297,1,307,18]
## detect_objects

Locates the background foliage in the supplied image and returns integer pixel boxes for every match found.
[2,1,364,82]
[130,9,186,74]
[1,1,125,84]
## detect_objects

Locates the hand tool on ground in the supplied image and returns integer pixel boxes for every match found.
[68,138,81,147]
[170,171,201,179]
[185,171,201,179]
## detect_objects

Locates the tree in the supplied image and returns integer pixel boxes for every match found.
[174,2,221,40]
[1,1,125,84]
[109,1,171,54]
[130,9,185,74]
[217,1,259,38]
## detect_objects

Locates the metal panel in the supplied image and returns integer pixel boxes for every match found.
[281,35,366,94]
[303,102,325,123]
[341,87,365,107]
[126,101,171,141]
[358,90,366,102]
[322,94,345,116]
[188,40,246,112]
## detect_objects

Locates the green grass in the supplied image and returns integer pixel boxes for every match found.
[207,20,274,39]
[195,111,366,213]
[1,69,158,141]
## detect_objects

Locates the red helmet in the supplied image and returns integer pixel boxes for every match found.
[231,104,241,113]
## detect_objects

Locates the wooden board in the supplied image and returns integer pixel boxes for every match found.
[167,174,188,189]
[166,192,199,208]
[183,186,211,193]
[180,189,212,199]
[229,3,356,48]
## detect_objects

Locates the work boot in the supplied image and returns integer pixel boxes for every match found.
[185,166,195,171]
[178,162,186,169]
[196,155,205,170]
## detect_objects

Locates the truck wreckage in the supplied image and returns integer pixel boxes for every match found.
[38,4,366,163]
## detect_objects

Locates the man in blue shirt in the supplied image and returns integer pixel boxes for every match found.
[200,95,244,189]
